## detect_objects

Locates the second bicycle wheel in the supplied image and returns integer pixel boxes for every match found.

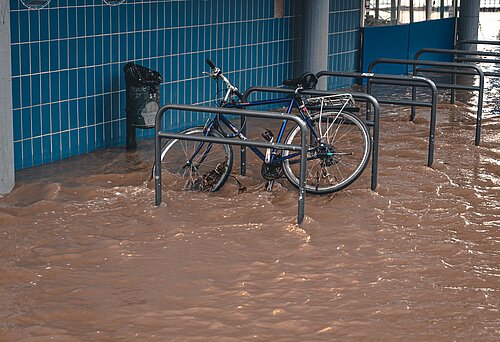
[159,127,233,191]
[282,111,371,194]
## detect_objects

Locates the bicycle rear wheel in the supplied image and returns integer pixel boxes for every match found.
[282,111,371,194]
[159,127,233,191]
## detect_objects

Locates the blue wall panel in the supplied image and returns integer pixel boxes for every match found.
[408,18,455,61]
[362,24,410,74]
[363,18,455,74]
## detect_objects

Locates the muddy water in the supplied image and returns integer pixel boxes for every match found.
[2,27,500,342]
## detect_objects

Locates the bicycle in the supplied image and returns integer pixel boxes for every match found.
[157,59,372,194]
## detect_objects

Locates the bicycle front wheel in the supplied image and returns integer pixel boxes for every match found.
[159,127,233,191]
[282,111,371,194]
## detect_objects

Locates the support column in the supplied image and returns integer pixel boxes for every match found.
[457,0,480,49]
[0,1,14,194]
[301,0,329,90]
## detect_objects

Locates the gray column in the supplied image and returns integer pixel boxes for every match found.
[0,1,14,194]
[457,0,480,49]
[301,0,329,90]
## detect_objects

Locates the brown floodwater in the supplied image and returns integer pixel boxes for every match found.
[1,25,499,342]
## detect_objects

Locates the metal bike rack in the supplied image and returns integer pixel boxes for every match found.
[241,87,380,191]
[414,46,500,105]
[455,39,500,50]
[315,71,438,167]
[368,58,485,145]
[154,104,309,224]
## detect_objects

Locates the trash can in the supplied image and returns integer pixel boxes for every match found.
[124,62,162,148]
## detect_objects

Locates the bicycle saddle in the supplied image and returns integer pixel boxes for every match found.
[283,72,318,90]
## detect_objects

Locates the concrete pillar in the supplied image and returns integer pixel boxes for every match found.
[0,1,15,194]
[457,0,480,49]
[301,0,329,90]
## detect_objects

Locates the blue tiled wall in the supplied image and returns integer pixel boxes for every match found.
[10,0,360,170]
[327,0,361,89]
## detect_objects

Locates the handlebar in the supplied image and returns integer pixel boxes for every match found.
[205,58,216,69]
[205,58,243,102]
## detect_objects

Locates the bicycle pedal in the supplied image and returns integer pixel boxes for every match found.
[265,180,275,192]
[262,129,274,142]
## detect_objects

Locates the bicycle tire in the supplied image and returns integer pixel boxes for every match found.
[282,111,371,194]
[159,127,233,192]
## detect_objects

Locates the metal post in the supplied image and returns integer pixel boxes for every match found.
[302,0,329,89]
[0,1,15,194]
[457,0,480,50]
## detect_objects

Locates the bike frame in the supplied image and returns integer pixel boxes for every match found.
[205,95,321,166]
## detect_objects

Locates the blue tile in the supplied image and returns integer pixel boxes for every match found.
[94,36,103,65]
[111,35,119,63]
[70,129,79,156]
[60,131,69,159]
[41,73,51,103]
[21,76,31,107]
[20,43,30,75]
[32,137,42,166]
[68,39,77,69]
[77,68,86,97]
[103,35,111,64]
[85,68,94,96]
[86,38,94,66]
[19,11,29,43]
[87,97,95,125]
[50,103,60,133]
[50,72,59,102]
[41,104,51,135]
[29,10,40,42]
[59,40,68,70]
[96,123,104,148]
[49,9,58,40]
[12,77,21,109]
[42,136,52,164]
[40,42,50,72]
[59,71,69,101]
[67,8,77,38]
[69,100,78,129]
[52,133,61,161]
[78,128,88,154]
[94,5,103,35]
[59,8,68,39]
[78,99,87,127]
[13,109,22,141]
[10,11,19,44]
[31,105,41,138]
[22,140,33,168]
[60,101,69,131]
[111,6,119,33]
[30,43,40,74]
[76,7,85,36]
[49,41,59,71]
[77,38,86,68]
[68,69,78,99]
[95,95,103,124]
[14,142,22,170]
[85,7,94,36]
[11,44,20,77]
[87,125,96,152]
